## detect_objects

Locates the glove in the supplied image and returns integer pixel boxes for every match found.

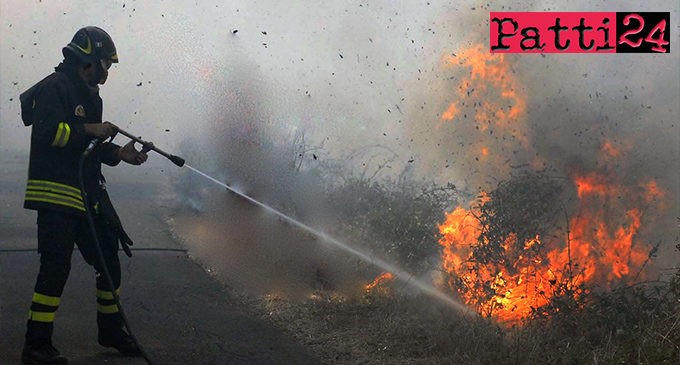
[98,189,134,257]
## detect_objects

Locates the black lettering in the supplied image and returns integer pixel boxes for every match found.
[491,17,518,51]
[547,18,570,51]
[520,27,545,51]
[596,17,614,51]
[572,18,594,51]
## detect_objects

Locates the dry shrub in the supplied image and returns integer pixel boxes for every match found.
[325,174,460,275]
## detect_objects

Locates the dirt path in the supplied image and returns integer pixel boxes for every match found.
[0,154,319,364]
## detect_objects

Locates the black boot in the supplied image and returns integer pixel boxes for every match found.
[21,342,68,365]
[98,329,142,356]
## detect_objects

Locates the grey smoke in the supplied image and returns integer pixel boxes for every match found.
[1,0,678,296]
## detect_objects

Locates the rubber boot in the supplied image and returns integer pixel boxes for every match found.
[23,320,68,364]
[97,313,141,356]
[21,342,68,365]
[98,329,142,356]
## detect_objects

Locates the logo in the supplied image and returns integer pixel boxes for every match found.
[75,36,92,55]
[490,12,670,53]
[75,105,86,117]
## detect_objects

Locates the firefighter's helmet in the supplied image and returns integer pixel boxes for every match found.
[62,26,118,65]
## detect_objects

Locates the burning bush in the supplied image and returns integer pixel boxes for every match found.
[438,170,661,324]
[438,171,571,321]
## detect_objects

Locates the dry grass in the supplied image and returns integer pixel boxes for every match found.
[242,290,505,365]
[237,280,680,365]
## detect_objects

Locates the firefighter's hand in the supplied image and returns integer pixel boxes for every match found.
[118,140,148,165]
[83,122,116,139]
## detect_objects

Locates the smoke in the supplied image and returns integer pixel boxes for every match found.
[1,1,678,295]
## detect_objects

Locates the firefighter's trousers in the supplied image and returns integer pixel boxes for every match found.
[25,209,123,346]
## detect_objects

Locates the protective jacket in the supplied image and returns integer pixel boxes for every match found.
[20,60,121,216]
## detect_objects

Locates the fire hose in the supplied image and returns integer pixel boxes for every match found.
[74,122,472,364]
[79,124,185,365]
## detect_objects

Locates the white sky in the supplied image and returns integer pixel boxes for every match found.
[1,0,677,185]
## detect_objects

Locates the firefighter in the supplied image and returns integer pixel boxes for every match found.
[19,26,148,364]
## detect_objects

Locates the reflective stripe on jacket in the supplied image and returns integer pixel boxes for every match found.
[21,60,121,216]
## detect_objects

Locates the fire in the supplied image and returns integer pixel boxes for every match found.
[435,43,533,183]
[440,44,527,145]
[568,172,652,283]
[437,103,459,130]
[438,206,558,322]
[600,139,623,159]
[598,138,633,164]
[437,171,662,323]
[574,172,613,199]
[365,272,393,294]
[433,44,667,323]
[641,180,665,204]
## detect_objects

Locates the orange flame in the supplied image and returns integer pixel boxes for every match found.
[438,206,559,322]
[601,139,622,159]
[434,44,667,324]
[438,172,662,323]
[365,272,393,293]
[436,44,531,181]
[598,138,633,165]
[440,44,527,145]
[641,180,665,204]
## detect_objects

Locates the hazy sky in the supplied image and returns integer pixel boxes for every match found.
[1,0,678,187]
[1,0,677,294]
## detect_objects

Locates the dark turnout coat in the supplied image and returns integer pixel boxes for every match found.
[20,60,121,216]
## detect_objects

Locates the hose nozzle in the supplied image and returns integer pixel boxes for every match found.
[169,155,185,167]
[111,124,185,168]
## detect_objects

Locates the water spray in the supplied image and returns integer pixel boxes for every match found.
[183,165,472,314]
[108,124,470,313]
[87,125,471,365]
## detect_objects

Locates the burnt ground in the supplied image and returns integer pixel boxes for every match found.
[0,154,319,365]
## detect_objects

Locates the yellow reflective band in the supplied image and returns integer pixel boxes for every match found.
[51,123,67,147]
[25,196,86,212]
[62,123,71,146]
[29,310,55,322]
[26,182,83,202]
[96,288,120,300]
[97,303,119,314]
[26,191,84,207]
[27,180,81,195]
[76,36,92,54]
[32,292,60,307]
[110,53,118,61]
[26,185,83,201]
